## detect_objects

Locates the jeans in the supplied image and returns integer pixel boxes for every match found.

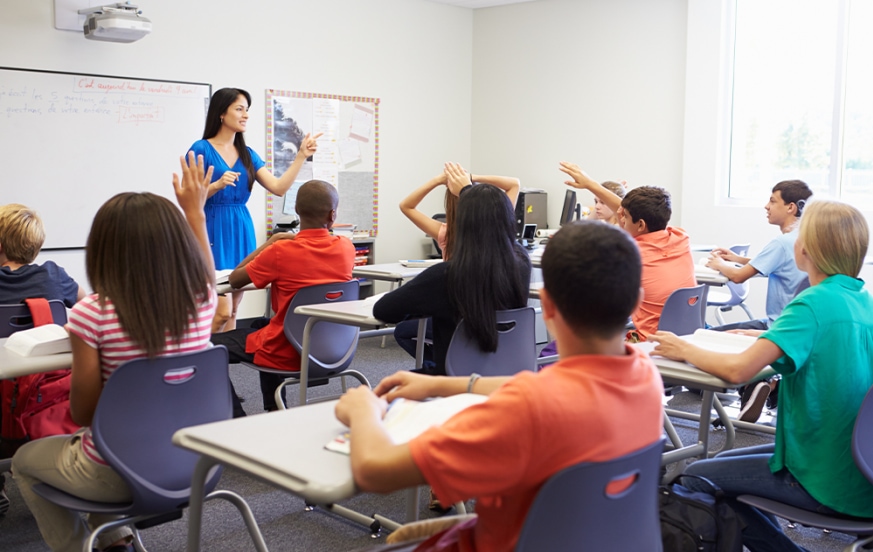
[683,444,834,552]
[393,318,436,372]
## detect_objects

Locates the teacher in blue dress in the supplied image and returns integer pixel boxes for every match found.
[189,87,321,331]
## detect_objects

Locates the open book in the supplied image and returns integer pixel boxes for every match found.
[325,393,488,455]
[4,324,71,356]
[679,329,757,353]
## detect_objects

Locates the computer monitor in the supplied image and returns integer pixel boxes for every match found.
[560,190,581,226]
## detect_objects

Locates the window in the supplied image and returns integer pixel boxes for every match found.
[728,0,873,204]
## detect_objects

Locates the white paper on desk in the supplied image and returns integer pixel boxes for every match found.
[4,325,71,356]
[362,292,388,305]
[325,394,488,455]
[681,329,756,354]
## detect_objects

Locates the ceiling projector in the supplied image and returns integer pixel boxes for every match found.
[80,3,152,43]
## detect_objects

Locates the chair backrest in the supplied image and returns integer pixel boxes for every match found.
[515,438,665,552]
[283,280,360,377]
[852,385,873,485]
[721,244,751,304]
[445,306,537,377]
[658,284,709,336]
[91,346,231,514]
[0,300,68,338]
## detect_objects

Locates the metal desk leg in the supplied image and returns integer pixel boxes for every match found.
[699,390,714,458]
[298,317,319,407]
[186,456,217,552]
[414,318,427,369]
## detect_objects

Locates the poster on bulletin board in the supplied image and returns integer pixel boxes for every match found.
[265,89,379,237]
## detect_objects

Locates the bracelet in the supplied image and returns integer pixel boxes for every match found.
[467,373,481,393]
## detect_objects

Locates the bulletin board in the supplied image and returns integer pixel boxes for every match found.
[0,67,210,249]
[265,89,380,237]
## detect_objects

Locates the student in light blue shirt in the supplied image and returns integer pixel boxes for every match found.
[707,180,813,330]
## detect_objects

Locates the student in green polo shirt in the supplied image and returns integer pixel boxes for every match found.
[650,199,873,552]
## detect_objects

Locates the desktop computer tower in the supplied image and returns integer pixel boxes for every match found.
[514,191,548,238]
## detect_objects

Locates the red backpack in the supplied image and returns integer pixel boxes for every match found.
[0,299,80,458]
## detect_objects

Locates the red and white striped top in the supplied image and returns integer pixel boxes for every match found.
[67,289,217,464]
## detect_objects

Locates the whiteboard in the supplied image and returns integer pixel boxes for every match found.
[0,67,211,249]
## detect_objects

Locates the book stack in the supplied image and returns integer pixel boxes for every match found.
[354,243,370,267]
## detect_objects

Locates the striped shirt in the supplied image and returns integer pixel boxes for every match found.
[67,289,216,464]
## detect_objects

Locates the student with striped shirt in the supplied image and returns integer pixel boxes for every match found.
[12,153,217,552]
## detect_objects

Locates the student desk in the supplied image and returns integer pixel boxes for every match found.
[694,266,729,286]
[351,263,427,285]
[635,342,775,464]
[174,400,353,552]
[0,338,72,379]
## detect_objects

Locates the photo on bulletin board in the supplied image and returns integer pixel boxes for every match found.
[265,89,379,237]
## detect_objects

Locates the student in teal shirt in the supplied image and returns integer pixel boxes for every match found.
[651,199,873,552]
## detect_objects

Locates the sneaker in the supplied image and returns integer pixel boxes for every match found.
[737,380,771,423]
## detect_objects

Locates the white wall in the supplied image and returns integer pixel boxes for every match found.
[470,0,689,228]
[2,0,474,316]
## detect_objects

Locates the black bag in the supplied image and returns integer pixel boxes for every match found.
[659,474,744,552]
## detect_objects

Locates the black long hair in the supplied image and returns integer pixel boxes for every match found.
[447,184,530,352]
[202,88,256,190]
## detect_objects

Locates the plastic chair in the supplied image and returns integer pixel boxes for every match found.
[0,300,68,338]
[30,346,267,552]
[736,386,873,551]
[515,438,665,552]
[445,306,537,377]
[658,285,709,336]
[706,244,755,325]
[243,280,370,409]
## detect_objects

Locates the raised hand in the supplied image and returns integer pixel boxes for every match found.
[173,152,214,215]
[558,161,597,190]
[298,132,325,158]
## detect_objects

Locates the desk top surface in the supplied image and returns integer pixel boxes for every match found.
[635,341,774,391]
[173,400,355,504]
[0,338,72,379]
[352,263,427,281]
[294,297,384,326]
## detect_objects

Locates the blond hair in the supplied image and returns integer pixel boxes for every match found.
[799,200,869,278]
[0,204,46,264]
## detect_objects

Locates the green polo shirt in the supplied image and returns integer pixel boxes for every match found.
[761,274,873,517]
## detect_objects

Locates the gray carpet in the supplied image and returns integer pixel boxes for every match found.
[0,338,858,551]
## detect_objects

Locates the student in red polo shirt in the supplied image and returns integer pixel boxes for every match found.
[211,180,354,415]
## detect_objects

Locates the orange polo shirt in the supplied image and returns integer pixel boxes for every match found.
[408,346,664,552]
[244,229,355,370]
[633,226,697,340]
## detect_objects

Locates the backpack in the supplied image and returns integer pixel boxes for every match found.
[659,474,744,552]
[0,299,80,458]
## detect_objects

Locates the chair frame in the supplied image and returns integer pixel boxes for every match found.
[242,280,370,409]
[30,346,267,552]
[515,438,665,551]
[706,244,755,325]
[736,386,873,552]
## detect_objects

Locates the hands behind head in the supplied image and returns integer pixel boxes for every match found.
[173,152,214,216]
[298,132,325,159]
[444,162,472,196]
[647,331,686,361]
[559,161,597,190]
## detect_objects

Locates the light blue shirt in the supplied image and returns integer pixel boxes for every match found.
[749,229,807,321]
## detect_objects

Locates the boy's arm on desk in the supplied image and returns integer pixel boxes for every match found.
[647,331,782,385]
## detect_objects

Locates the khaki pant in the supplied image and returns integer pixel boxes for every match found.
[12,429,133,552]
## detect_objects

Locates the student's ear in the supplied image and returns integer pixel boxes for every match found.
[637,218,648,234]
[539,288,556,322]
[786,202,798,216]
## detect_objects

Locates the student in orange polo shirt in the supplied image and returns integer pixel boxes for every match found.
[334,221,664,552]
[560,162,696,341]
[211,180,355,415]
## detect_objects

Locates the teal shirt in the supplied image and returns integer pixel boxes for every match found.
[761,274,873,517]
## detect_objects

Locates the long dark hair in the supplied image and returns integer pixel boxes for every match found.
[447,185,530,352]
[86,193,212,357]
[202,88,256,190]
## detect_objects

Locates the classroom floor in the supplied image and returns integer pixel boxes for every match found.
[0,338,858,551]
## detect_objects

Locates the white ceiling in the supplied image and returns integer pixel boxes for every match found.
[423,0,537,8]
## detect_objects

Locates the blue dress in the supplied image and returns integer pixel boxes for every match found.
[188,140,266,269]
